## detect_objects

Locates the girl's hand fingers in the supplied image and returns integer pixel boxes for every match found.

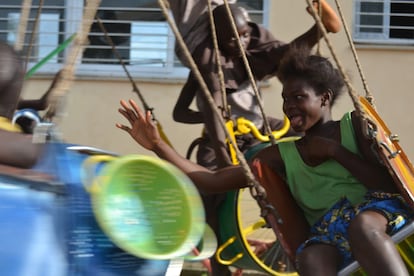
[128,99,145,120]
[118,108,135,126]
[116,123,128,131]
[119,100,141,123]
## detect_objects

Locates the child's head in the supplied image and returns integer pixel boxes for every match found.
[278,47,345,132]
[278,47,344,107]
[0,42,24,119]
[213,4,251,57]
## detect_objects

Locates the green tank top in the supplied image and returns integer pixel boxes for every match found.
[278,112,367,226]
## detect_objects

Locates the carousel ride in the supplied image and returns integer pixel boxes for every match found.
[1,1,413,276]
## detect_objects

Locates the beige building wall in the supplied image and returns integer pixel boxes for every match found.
[21,0,414,162]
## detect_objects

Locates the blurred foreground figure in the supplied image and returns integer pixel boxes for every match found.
[0,41,44,168]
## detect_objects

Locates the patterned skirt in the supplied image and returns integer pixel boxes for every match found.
[296,191,414,268]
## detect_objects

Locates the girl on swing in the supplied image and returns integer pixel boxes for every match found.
[116,46,413,275]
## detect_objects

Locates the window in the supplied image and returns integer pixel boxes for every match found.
[0,0,268,80]
[0,0,66,74]
[354,0,414,45]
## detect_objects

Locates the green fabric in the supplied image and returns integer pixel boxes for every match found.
[278,112,367,225]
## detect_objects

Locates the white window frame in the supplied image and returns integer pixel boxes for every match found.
[353,0,414,45]
[1,0,269,80]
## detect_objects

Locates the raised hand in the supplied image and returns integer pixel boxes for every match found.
[307,0,341,33]
[116,99,161,151]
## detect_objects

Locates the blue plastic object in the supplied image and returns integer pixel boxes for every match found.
[0,142,170,276]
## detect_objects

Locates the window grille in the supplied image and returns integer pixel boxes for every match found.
[354,0,414,45]
[0,0,267,79]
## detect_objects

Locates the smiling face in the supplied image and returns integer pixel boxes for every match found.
[277,49,345,134]
[282,77,331,133]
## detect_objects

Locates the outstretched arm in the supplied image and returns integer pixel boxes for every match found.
[117,99,247,193]
[173,73,204,124]
[290,0,342,49]
[172,74,235,169]
[197,88,234,168]
[307,0,341,33]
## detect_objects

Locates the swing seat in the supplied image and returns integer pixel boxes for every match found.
[359,97,414,208]
[251,157,414,275]
[336,97,414,275]
[216,140,303,275]
[250,158,309,265]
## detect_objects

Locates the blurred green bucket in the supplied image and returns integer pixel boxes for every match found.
[82,154,215,260]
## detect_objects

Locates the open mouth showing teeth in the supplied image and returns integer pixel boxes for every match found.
[289,115,302,128]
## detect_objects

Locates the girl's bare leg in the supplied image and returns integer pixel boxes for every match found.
[296,243,340,276]
[348,210,409,276]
